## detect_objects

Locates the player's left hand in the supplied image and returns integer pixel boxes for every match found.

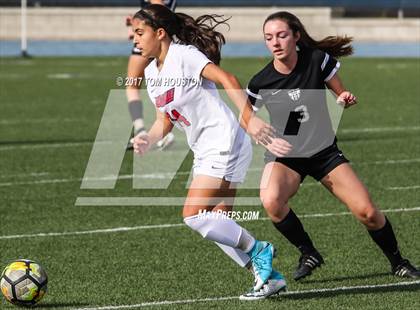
[337,91,357,108]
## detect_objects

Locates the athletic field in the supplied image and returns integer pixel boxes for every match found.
[0,56,419,309]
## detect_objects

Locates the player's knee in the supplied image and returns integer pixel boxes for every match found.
[260,193,287,215]
[357,203,380,227]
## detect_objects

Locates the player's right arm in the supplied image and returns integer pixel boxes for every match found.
[201,63,292,157]
[326,74,357,108]
[132,109,174,155]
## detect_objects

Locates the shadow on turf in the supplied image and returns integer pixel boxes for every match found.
[301,272,391,284]
[273,281,420,301]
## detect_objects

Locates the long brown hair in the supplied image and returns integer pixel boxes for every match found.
[133,4,229,64]
[264,11,353,58]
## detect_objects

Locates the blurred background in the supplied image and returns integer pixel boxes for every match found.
[1,0,419,57]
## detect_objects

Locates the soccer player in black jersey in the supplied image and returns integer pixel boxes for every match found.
[247,11,420,281]
[125,0,176,150]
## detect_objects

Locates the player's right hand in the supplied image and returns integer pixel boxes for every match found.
[247,115,276,145]
[132,133,150,155]
[337,91,357,108]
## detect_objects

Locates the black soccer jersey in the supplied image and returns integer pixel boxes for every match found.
[246,48,341,157]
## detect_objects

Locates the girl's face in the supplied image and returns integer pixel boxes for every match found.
[263,19,299,61]
[132,18,162,58]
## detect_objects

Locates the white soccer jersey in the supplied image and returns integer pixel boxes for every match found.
[144,43,252,182]
[144,43,247,160]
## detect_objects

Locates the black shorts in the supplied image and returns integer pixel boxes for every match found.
[265,143,349,182]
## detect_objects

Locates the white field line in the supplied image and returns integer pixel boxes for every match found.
[361,158,420,165]
[3,155,416,183]
[0,172,49,179]
[0,178,82,187]
[75,197,261,206]
[0,207,419,241]
[0,158,420,182]
[339,125,420,133]
[0,142,93,151]
[0,142,187,152]
[0,118,82,125]
[1,157,419,187]
[0,125,418,151]
[0,173,186,187]
[387,185,420,190]
[0,223,186,240]
[73,280,420,310]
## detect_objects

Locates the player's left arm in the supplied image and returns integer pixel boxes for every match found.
[326,74,357,108]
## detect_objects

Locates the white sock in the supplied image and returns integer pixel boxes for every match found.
[184,212,256,252]
[215,243,251,268]
[237,226,256,253]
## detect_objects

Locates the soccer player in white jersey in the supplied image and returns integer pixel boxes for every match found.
[130,4,290,299]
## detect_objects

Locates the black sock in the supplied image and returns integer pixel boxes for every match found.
[272,209,317,255]
[368,217,403,268]
[128,99,144,121]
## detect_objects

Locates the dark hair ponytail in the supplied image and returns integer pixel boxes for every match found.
[264,11,353,58]
[133,4,229,64]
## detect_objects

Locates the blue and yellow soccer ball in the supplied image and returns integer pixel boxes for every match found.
[1,259,48,306]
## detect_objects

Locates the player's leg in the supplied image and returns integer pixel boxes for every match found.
[126,54,148,136]
[182,175,284,293]
[260,161,324,280]
[321,163,420,278]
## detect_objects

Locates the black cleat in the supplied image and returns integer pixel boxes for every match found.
[393,259,420,278]
[294,251,324,281]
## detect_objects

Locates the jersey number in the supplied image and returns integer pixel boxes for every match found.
[283,105,309,135]
[166,109,191,127]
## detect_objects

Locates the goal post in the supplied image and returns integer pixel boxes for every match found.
[21,0,30,57]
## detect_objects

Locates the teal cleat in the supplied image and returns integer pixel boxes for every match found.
[248,241,275,291]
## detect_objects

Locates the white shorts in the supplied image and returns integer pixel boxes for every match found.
[193,135,252,183]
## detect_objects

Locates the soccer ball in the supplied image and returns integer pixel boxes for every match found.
[1,259,48,306]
